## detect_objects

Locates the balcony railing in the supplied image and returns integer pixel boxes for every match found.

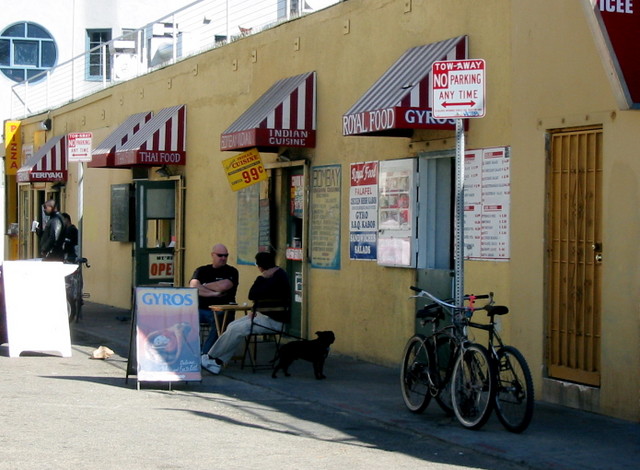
[10,0,339,119]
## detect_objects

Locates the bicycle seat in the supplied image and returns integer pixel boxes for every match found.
[416,303,444,320]
[486,305,509,316]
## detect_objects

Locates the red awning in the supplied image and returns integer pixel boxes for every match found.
[114,105,187,166]
[220,71,316,152]
[342,36,467,137]
[89,111,154,168]
[17,135,67,183]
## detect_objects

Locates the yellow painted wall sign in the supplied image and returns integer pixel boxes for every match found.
[222,148,267,191]
[4,121,21,176]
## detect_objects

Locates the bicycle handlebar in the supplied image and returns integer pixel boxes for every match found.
[409,286,493,311]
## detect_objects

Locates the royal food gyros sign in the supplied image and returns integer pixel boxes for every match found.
[342,107,456,136]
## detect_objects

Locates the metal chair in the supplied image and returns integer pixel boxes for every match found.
[241,301,289,372]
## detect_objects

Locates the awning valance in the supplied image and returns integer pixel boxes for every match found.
[17,135,67,183]
[89,111,154,168]
[114,105,187,166]
[342,36,467,137]
[220,71,316,152]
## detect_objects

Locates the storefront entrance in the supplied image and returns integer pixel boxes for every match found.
[18,186,62,259]
[546,127,603,387]
[266,163,307,338]
[133,178,184,287]
[415,152,455,329]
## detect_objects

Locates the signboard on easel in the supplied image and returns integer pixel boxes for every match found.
[1,261,77,357]
[127,287,201,385]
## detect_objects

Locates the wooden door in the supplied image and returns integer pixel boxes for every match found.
[546,127,602,386]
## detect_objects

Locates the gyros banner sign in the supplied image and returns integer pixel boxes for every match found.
[342,107,456,136]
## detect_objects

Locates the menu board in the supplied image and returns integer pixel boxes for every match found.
[464,147,510,261]
[349,162,378,260]
[237,180,271,264]
[237,183,260,265]
[310,165,341,269]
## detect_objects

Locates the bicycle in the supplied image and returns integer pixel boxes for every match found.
[400,286,496,430]
[467,299,534,433]
[65,257,90,323]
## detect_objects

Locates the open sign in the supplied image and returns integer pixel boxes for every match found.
[149,253,174,279]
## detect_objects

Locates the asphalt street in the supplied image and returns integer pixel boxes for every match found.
[1,339,522,469]
[1,302,638,470]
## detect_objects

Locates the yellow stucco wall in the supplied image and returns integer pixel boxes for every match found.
[12,0,640,420]
[510,0,640,420]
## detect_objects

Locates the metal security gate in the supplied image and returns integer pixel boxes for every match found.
[546,127,602,386]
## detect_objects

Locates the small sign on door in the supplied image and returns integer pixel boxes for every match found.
[149,253,174,279]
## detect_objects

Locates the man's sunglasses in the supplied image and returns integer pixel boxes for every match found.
[214,253,229,257]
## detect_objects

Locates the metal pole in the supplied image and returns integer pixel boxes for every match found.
[46,71,50,108]
[454,118,465,307]
[102,45,107,88]
[172,14,177,63]
[77,161,84,259]
[225,0,230,42]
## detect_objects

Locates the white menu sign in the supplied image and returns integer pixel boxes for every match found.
[464,147,510,261]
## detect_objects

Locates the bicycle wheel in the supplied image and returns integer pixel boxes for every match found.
[67,298,77,323]
[494,346,534,433]
[434,336,455,415]
[65,269,80,323]
[451,343,495,430]
[400,335,432,413]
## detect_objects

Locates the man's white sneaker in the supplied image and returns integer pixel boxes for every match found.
[201,355,222,375]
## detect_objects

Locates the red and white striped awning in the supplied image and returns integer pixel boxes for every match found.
[114,105,187,166]
[343,36,467,137]
[89,111,154,168]
[17,135,67,183]
[220,71,316,151]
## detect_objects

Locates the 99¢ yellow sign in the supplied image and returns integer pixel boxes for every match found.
[222,148,267,191]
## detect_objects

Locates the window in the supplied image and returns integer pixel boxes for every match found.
[86,29,112,80]
[0,22,57,83]
[377,159,417,268]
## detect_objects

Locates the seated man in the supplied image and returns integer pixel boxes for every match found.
[201,251,290,374]
[189,244,239,354]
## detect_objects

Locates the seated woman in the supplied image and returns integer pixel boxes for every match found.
[201,251,290,374]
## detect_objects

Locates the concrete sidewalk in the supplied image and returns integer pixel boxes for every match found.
[74,302,639,470]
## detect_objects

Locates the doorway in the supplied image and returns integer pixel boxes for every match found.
[415,152,455,325]
[265,163,308,339]
[18,186,62,259]
[546,127,603,386]
[133,179,182,287]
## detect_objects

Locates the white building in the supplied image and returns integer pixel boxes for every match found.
[1,0,339,143]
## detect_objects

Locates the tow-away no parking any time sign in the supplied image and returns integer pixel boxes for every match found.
[431,59,486,119]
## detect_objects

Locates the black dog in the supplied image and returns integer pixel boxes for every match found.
[272,331,335,379]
